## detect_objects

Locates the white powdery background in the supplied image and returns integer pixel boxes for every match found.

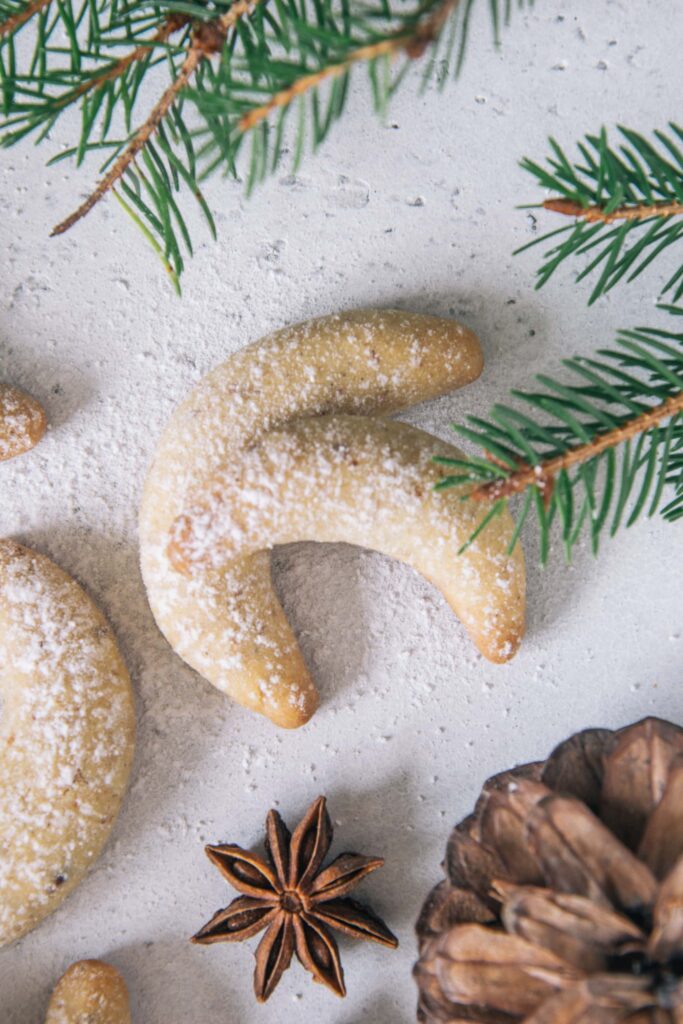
[1,1,682,1021]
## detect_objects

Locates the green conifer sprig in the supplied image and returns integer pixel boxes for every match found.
[516,125,683,305]
[435,312,683,563]
[0,0,533,290]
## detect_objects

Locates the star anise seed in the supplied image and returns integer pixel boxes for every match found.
[192,795,398,1001]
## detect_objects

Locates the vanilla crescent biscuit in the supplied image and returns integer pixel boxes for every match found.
[0,541,135,947]
[45,960,131,1024]
[170,415,525,668]
[140,309,524,728]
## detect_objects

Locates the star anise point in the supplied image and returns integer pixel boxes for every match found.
[194,796,397,1001]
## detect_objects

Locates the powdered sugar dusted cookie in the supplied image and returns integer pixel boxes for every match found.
[0,541,135,947]
[170,415,525,669]
[45,960,131,1024]
[140,309,522,728]
[0,384,46,461]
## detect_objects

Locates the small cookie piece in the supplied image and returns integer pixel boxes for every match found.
[46,960,131,1024]
[0,540,136,947]
[140,309,488,728]
[170,415,525,668]
[0,384,46,461]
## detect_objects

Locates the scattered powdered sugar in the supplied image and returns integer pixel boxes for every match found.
[0,541,135,947]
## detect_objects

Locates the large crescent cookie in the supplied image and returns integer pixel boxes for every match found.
[45,960,131,1024]
[141,309,524,728]
[170,416,525,669]
[0,541,135,947]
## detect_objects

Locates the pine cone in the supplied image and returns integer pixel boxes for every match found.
[414,717,683,1023]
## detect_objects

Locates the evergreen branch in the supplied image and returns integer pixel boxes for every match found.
[237,0,462,135]
[517,125,683,304]
[543,197,683,224]
[0,0,50,39]
[0,13,190,153]
[0,9,192,150]
[469,393,683,502]
[186,0,491,199]
[53,14,189,108]
[437,314,683,563]
[50,0,260,235]
[238,34,412,135]
[51,40,205,234]
[0,0,530,286]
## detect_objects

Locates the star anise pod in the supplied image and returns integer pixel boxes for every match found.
[414,716,683,1023]
[192,795,398,1001]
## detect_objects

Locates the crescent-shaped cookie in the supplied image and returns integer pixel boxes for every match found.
[0,541,135,947]
[140,309,489,728]
[169,416,525,667]
[45,960,131,1024]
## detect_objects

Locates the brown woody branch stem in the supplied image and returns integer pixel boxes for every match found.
[543,197,683,224]
[51,0,260,237]
[405,0,461,57]
[0,0,51,39]
[53,15,189,111]
[239,0,462,133]
[239,36,410,132]
[470,392,683,503]
[49,0,456,235]
[51,45,204,236]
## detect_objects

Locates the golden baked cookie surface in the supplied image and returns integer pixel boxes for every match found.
[170,415,525,665]
[140,305,524,729]
[0,384,46,461]
[45,960,131,1024]
[0,541,136,947]
[140,309,490,727]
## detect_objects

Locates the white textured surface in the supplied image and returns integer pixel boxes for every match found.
[1,1,682,1020]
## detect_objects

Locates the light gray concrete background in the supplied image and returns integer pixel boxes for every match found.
[1,1,682,1020]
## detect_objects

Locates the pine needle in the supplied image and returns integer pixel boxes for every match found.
[518,124,683,305]
[439,311,683,563]
[0,0,532,285]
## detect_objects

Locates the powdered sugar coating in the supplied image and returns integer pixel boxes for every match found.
[0,384,46,462]
[170,415,524,667]
[140,309,508,728]
[0,541,135,947]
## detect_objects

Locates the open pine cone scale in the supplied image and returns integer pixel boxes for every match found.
[415,718,683,1023]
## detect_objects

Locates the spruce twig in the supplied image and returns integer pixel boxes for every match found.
[239,34,418,135]
[542,198,683,225]
[0,0,49,39]
[52,44,206,235]
[469,393,683,502]
[238,0,463,134]
[517,125,683,304]
[48,15,190,113]
[0,0,531,286]
[49,2,258,236]
[436,313,683,563]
